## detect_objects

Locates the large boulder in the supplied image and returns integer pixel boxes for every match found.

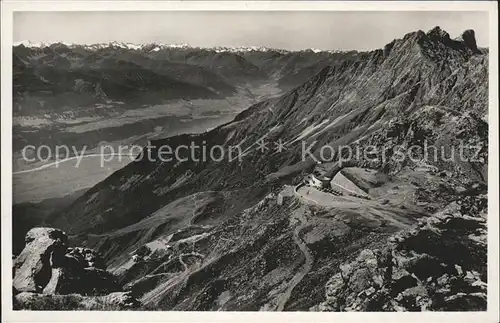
[13,228,68,293]
[14,291,141,310]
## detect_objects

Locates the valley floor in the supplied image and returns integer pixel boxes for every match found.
[12,81,282,204]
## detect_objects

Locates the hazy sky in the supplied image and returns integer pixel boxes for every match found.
[14,11,489,51]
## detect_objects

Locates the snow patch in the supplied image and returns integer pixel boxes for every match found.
[287,119,331,144]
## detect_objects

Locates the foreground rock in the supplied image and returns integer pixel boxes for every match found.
[13,227,140,309]
[13,27,488,311]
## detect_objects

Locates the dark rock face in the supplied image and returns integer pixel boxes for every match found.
[13,228,68,292]
[14,291,141,310]
[460,29,480,54]
[66,247,106,269]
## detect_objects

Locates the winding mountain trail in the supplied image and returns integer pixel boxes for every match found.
[179,252,204,272]
[275,208,314,311]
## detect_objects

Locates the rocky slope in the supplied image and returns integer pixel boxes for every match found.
[313,196,487,311]
[12,189,85,255]
[15,27,489,311]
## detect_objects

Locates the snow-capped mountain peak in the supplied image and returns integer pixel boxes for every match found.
[13,40,347,54]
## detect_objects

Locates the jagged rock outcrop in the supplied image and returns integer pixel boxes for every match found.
[313,199,487,311]
[14,27,488,311]
[52,27,487,235]
[13,227,132,309]
[456,29,481,54]
[383,40,396,58]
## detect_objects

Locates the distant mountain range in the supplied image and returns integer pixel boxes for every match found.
[13,40,359,111]
[14,40,350,54]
